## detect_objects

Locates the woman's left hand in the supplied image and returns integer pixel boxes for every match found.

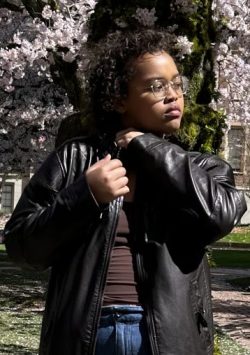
[115,128,144,149]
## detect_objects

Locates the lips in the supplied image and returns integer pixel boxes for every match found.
[163,104,181,119]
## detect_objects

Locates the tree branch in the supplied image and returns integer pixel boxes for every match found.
[0,0,24,12]
[21,0,44,17]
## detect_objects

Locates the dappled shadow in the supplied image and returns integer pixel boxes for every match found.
[0,311,42,336]
[0,248,45,353]
[211,267,250,348]
[0,343,38,354]
[212,290,250,348]
[0,249,11,263]
[213,297,250,317]
[211,278,237,292]
[211,269,250,292]
[0,249,48,312]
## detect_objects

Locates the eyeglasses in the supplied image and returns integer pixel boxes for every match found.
[149,76,187,100]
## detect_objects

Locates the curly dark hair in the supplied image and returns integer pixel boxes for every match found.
[85,29,178,134]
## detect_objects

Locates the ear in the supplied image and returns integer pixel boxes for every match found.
[114,98,127,114]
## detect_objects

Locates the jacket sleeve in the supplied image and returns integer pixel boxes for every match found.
[127,133,247,243]
[3,148,102,270]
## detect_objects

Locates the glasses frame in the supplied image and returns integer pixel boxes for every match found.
[149,76,187,100]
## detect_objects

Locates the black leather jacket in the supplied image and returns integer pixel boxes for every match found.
[4,133,246,355]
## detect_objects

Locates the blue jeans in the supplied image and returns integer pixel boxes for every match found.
[95,305,152,355]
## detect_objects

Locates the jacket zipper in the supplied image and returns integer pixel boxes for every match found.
[135,198,159,355]
[88,196,123,355]
[136,251,160,355]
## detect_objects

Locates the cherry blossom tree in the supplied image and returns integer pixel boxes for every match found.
[0,0,96,174]
[212,0,250,124]
[211,0,250,190]
[0,0,249,177]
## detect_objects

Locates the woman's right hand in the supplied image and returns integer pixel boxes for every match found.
[85,154,129,204]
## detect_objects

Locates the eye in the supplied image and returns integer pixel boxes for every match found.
[172,78,183,91]
[172,81,182,89]
[151,80,165,93]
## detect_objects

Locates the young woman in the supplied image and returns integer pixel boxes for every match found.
[4,30,246,355]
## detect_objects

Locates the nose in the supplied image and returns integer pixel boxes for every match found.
[163,86,178,103]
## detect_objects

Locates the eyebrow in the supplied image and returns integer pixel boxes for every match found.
[143,73,180,84]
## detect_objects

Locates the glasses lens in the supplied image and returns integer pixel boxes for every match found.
[151,81,166,98]
[171,76,187,95]
[181,76,188,95]
[151,77,186,99]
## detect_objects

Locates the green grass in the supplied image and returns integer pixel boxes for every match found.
[218,226,250,244]
[215,328,250,355]
[220,233,250,244]
[0,311,42,354]
[211,250,250,268]
[0,246,48,354]
[1,244,249,354]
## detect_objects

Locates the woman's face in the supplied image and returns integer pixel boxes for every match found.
[119,51,184,135]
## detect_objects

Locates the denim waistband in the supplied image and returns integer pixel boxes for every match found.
[101,304,144,316]
[99,305,145,325]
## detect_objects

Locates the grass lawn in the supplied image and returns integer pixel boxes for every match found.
[0,311,43,354]
[0,245,48,354]
[0,243,6,251]
[0,244,249,354]
[218,226,250,244]
[211,249,250,268]
[215,329,250,355]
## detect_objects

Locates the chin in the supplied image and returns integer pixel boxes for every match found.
[163,120,181,134]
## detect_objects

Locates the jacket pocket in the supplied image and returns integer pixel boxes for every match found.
[190,279,212,350]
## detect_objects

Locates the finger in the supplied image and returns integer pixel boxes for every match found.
[87,154,113,173]
[111,185,130,199]
[103,158,123,172]
[90,154,111,171]
[101,154,111,162]
[107,167,127,181]
[116,138,127,148]
[109,176,129,192]
[116,176,129,187]
[116,128,136,139]
[115,186,130,197]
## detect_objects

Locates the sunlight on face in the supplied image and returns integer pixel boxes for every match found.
[119,51,185,135]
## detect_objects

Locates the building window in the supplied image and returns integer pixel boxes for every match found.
[227,126,245,172]
[1,183,14,213]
